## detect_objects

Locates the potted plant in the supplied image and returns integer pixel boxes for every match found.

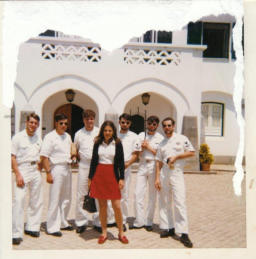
[199,143,214,171]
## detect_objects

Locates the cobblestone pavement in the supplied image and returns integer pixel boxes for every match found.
[12,171,246,249]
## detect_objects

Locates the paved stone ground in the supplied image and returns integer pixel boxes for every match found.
[12,170,246,249]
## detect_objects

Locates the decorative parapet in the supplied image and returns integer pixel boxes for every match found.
[28,37,102,62]
[122,43,207,66]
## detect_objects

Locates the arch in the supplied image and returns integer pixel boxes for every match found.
[41,89,99,138]
[29,75,111,125]
[14,82,29,103]
[112,78,190,133]
[201,90,235,111]
[29,74,111,104]
[112,78,190,113]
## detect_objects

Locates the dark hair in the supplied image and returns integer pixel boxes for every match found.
[54,113,68,122]
[27,113,40,122]
[95,120,120,145]
[119,113,131,121]
[162,117,175,126]
[82,109,96,118]
[147,115,159,124]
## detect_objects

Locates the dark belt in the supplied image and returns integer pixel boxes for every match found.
[145,159,154,163]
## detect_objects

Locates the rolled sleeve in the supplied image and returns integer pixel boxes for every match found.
[156,148,163,162]
[133,136,141,152]
[183,137,195,152]
[40,135,53,158]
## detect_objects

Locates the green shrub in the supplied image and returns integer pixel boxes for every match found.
[199,143,214,164]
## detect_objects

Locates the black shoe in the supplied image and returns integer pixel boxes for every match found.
[24,230,40,237]
[93,226,102,233]
[107,223,117,227]
[76,225,87,234]
[168,228,180,240]
[60,226,73,231]
[129,225,144,230]
[180,233,193,248]
[160,230,169,238]
[123,224,127,232]
[47,231,62,237]
[12,238,22,245]
[144,225,153,232]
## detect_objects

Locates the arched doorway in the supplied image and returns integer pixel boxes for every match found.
[54,103,84,140]
[124,92,177,135]
[130,114,144,134]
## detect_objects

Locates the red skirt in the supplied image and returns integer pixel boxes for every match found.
[90,163,121,200]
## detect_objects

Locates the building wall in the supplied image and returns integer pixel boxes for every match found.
[13,14,241,160]
[202,91,240,158]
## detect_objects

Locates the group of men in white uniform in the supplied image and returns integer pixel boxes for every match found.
[12,110,195,248]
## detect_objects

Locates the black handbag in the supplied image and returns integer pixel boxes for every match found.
[83,190,97,213]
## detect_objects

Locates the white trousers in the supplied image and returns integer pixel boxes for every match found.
[12,165,43,238]
[121,167,131,224]
[159,165,188,234]
[75,165,90,227]
[46,164,72,233]
[134,161,157,227]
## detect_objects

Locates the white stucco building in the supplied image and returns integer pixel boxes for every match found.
[12,14,244,168]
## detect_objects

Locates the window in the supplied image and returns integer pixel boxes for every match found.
[39,29,57,37]
[187,22,231,58]
[143,30,172,43]
[201,102,224,136]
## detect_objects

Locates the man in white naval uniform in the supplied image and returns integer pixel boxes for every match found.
[41,114,73,237]
[130,115,164,231]
[12,113,43,245]
[155,117,195,248]
[118,113,140,231]
[74,109,99,233]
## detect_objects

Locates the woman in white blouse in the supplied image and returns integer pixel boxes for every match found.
[88,120,128,244]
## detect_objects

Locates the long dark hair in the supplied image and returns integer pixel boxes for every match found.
[95,120,120,145]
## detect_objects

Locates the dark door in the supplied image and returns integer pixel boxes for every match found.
[130,114,144,134]
[54,104,83,141]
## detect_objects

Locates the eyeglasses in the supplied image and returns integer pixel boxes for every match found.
[147,122,158,126]
[59,122,68,126]
[121,121,130,125]
[163,124,172,128]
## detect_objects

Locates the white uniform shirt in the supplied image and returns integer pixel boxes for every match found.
[98,140,116,164]
[156,133,195,170]
[118,131,140,162]
[11,129,42,165]
[138,131,164,161]
[74,127,99,165]
[40,130,72,165]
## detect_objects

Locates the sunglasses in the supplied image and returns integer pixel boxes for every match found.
[147,122,158,126]
[163,124,173,128]
[59,122,68,126]
[121,121,131,125]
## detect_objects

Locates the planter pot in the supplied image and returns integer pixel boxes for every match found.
[201,163,211,171]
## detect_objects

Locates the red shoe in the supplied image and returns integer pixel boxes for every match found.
[118,234,129,244]
[98,235,107,244]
